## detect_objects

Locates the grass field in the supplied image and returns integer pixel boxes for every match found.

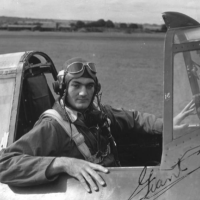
[0,31,165,117]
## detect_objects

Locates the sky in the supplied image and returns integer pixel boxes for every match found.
[0,0,200,24]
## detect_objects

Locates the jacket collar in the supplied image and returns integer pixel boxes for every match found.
[52,98,84,123]
[53,98,100,124]
[60,99,79,122]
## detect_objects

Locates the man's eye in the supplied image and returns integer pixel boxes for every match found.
[72,84,80,88]
[87,84,94,89]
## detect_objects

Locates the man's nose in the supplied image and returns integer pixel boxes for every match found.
[79,86,87,96]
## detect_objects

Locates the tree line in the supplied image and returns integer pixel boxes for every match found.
[71,19,139,29]
[70,19,167,32]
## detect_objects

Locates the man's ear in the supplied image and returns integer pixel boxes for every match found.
[95,78,101,94]
[96,83,101,94]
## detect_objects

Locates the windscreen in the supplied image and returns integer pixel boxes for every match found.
[0,78,15,146]
[173,50,200,138]
[174,27,200,44]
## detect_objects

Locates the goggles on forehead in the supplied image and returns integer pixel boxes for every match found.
[54,62,98,94]
[66,62,97,74]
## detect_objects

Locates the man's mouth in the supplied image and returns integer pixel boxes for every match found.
[77,99,88,102]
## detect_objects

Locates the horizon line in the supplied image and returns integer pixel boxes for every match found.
[0,15,165,26]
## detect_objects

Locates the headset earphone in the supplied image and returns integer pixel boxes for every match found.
[52,80,64,96]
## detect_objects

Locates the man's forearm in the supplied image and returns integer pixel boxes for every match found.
[0,153,55,186]
[46,157,68,178]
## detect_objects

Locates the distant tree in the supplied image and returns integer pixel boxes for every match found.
[70,22,75,27]
[105,20,115,28]
[86,21,96,28]
[161,24,167,32]
[129,23,138,29]
[76,20,85,28]
[96,19,106,27]
[70,22,76,31]
[137,24,143,30]
[56,22,60,30]
[119,23,127,29]
[85,19,106,28]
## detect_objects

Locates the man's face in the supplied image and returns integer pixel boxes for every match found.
[66,77,95,111]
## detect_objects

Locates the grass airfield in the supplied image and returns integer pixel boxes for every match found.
[0,31,164,117]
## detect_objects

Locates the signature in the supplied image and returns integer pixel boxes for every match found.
[128,145,200,200]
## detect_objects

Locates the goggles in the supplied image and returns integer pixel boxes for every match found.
[66,62,97,74]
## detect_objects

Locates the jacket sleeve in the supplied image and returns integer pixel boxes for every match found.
[0,118,62,186]
[104,105,163,136]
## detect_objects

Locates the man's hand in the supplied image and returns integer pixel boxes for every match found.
[46,157,109,193]
[174,99,196,126]
[173,100,196,136]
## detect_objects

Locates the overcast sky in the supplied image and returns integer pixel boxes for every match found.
[1,0,200,24]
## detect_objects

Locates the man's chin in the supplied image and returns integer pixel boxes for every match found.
[75,103,89,111]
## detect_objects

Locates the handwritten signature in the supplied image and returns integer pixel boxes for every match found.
[128,145,200,200]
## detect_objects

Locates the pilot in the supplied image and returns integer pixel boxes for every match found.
[0,57,194,193]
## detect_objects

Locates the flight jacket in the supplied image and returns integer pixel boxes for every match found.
[0,100,163,186]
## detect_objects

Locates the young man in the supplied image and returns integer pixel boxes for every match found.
[0,57,194,193]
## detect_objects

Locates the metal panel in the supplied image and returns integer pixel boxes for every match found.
[0,77,15,149]
[0,52,27,147]
[162,12,199,29]
[0,52,26,71]
[163,29,174,145]
[7,63,24,146]
[173,41,200,53]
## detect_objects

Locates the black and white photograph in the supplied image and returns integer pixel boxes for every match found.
[0,0,200,199]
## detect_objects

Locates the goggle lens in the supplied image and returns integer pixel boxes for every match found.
[87,62,96,72]
[67,62,96,73]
